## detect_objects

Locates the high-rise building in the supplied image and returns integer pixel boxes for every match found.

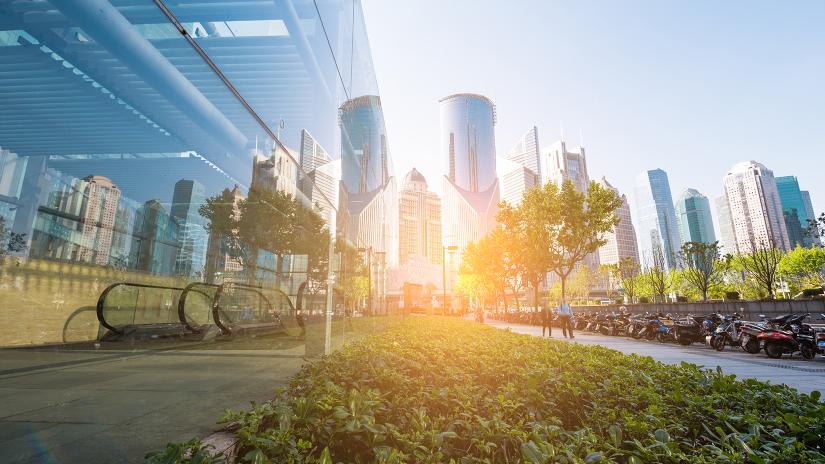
[715,195,738,255]
[171,180,208,279]
[775,176,814,248]
[498,157,537,207]
[398,169,442,266]
[597,177,639,266]
[339,95,397,266]
[540,140,589,192]
[505,126,541,181]
[801,190,821,246]
[674,189,716,246]
[722,161,790,253]
[130,199,179,275]
[634,169,680,269]
[440,93,500,256]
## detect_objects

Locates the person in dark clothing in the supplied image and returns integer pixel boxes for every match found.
[541,305,552,337]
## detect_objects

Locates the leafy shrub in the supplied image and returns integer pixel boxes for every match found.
[165,318,825,463]
[638,297,650,304]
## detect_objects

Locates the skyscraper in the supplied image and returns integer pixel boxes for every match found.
[440,93,499,256]
[634,169,680,269]
[674,189,716,246]
[540,140,589,192]
[398,169,442,265]
[722,161,790,253]
[715,195,738,255]
[801,190,821,246]
[597,177,639,266]
[498,157,537,207]
[775,176,813,248]
[339,95,397,266]
[505,126,541,181]
[171,180,208,279]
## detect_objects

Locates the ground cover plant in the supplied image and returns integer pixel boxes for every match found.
[154,317,825,463]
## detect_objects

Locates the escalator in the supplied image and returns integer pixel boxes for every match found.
[96,281,300,341]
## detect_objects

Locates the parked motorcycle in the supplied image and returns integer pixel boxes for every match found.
[758,313,816,359]
[710,313,742,351]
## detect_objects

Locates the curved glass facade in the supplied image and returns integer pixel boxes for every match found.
[440,93,497,193]
[0,1,397,459]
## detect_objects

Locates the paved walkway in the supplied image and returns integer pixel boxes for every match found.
[0,337,309,463]
[487,320,825,394]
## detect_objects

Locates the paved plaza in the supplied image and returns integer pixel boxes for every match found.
[0,337,308,463]
[489,320,825,394]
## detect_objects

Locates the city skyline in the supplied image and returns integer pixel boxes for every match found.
[363,0,824,238]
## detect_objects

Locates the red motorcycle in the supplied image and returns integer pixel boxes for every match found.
[757,313,816,360]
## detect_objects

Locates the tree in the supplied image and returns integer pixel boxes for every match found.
[679,241,725,301]
[737,241,784,299]
[0,217,27,263]
[615,257,641,303]
[644,243,669,302]
[497,198,555,313]
[237,186,297,285]
[804,212,825,245]
[778,246,825,292]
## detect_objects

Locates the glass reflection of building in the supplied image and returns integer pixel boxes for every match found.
[776,175,817,248]
[440,93,499,258]
[0,0,388,347]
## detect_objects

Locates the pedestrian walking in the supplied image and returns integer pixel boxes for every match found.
[558,301,575,339]
[541,304,552,337]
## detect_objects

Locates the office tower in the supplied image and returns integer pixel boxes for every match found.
[722,161,790,253]
[171,180,208,279]
[339,95,397,266]
[540,140,589,192]
[440,93,500,256]
[801,190,821,246]
[297,129,338,225]
[251,145,298,197]
[634,169,680,269]
[398,168,442,265]
[505,126,541,181]
[674,189,716,246]
[597,177,639,266]
[776,176,813,248]
[130,199,179,275]
[498,157,537,207]
[715,195,738,255]
[74,176,121,265]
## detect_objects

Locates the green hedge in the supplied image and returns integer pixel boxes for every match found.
[151,318,825,463]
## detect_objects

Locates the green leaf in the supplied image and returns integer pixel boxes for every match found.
[585,451,603,463]
[521,441,545,464]
[654,429,670,443]
[608,424,622,446]
[318,447,333,464]
[810,390,821,402]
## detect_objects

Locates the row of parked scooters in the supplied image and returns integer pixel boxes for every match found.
[575,311,825,360]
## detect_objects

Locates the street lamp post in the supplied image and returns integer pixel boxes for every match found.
[442,245,458,315]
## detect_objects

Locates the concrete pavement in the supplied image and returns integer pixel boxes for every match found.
[0,337,309,463]
[488,320,825,395]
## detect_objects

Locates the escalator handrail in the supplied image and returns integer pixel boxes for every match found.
[96,282,186,335]
[211,281,295,335]
[177,282,220,333]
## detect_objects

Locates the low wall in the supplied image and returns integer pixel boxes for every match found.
[574,300,825,321]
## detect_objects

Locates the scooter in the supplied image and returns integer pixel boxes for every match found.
[758,313,816,360]
[710,313,742,351]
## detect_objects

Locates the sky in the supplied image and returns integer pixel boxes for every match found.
[361,0,825,233]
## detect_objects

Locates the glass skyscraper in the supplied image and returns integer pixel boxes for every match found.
[776,176,814,248]
[674,188,716,246]
[634,169,680,270]
[440,93,499,259]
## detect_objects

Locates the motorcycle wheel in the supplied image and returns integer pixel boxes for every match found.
[645,330,656,341]
[712,336,726,351]
[801,345,816,360]
[742,338,760,354]
[656,332,668,343]
[764,342,783,359]
[677,336,692,346]
[631,329,642,340]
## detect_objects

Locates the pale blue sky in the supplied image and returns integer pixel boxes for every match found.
[362,0,825,229]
